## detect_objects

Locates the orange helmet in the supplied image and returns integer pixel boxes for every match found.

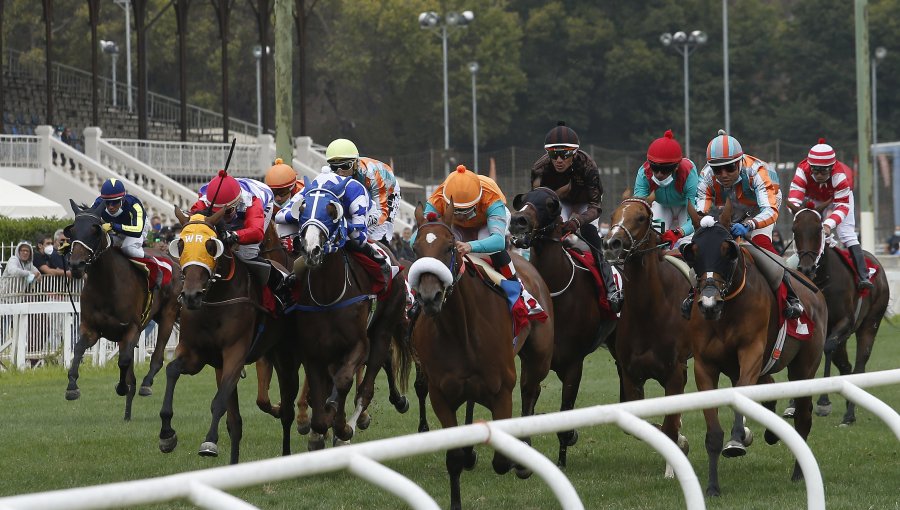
[442,165,482,208]
[264,158,297,189]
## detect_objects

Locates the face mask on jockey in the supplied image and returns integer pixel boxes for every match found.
[454,205,477,220]
[651,174,674,187]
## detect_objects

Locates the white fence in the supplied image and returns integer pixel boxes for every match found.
[0,275,178,370]
[0,369,897,509]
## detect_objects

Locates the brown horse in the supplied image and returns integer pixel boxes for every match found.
[508,187,617,468]
[680,201,826,496]
[64,199,182,421]
[787,202,890,424]
[158,207,290,463]
[409,202,554,510]
[600,192,693,475]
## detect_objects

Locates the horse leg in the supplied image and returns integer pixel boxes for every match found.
[430,389,464,510]
[555,362,585,469]
[489,391,515,476]
[787,355,819,482]
[414,362,430,433]
[756,374,781,445]
[200,346,245,462]
[383,353,410,414]
[843,321,879,425]
[66,330,99,400]
[694,359,724,497]
[122,342,138,421]
[159,353,203,453]
[273,357,300,455]
[332,352,365,444]
[306,366,330,451]
[661,360,690,478]
[223,383,243,465]
[140,310,177,396]
[815,345,835,416]
[830,342,854,424]
[723,343,765,457]
[296,372,312,435]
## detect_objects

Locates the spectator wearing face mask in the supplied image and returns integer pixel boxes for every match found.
[3,241,41,285]
[887,226,900,256]
[33,236,71,277]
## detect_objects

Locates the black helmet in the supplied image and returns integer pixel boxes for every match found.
[544,121,580,149]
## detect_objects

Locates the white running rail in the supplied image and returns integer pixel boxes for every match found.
[0,369,897,510]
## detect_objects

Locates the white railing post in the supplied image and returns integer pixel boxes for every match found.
[63,314,74,369]
[294,136,313,168]
[257,134,275,173]
[14,314,27,369]
[84,127,102,161]
[35,125,52,170]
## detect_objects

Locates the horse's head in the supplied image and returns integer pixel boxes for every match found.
[788,200,830,278]
[294,179,349,268]
[169,206,227,309]
[602,191,657,263]
[509,187,562,248]
[66,199,110,279]
[681,201,740,321]
[407,202,459,316]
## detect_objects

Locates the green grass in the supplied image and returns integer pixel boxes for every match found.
[1,322,900,509]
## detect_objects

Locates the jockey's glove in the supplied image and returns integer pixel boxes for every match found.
[660,228,683,248]
[221,230,240,246]
[562,217,581,236]
[729,221,753,239]
[101,222,114,233]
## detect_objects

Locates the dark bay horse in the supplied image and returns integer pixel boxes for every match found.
[680,201,826,496]
[159,207,290,463]
[285,180,412,450]
[508,187,617,468]
[64,199,182,421]
[409,202,554,510]
[600,192,693,476]
[788,203,889,424]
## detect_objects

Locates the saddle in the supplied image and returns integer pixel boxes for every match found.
[833,247,879,296]
[565,248,620,320]
[128,256,174,326]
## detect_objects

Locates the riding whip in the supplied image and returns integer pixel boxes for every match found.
[205,138,237,215]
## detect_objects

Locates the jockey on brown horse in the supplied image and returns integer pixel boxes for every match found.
[787,138,874,290]
[530,121,621,312]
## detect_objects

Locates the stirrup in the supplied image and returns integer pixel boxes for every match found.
[857,278,874,290]
[784,300,803,320]
[607,291,623,314]
[680,296,693,320]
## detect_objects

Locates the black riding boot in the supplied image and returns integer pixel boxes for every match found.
[681,287,695,320]
[580,223,622,313]
[848,244,874,290]
[265,263,295,312]
[782,274,804,320]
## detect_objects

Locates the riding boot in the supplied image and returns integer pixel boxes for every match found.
[580,222,622,313]
[359,241,393,286]
[681,287,695,320]
[782,274,804,320]
[848,244,874,290]
[266,263,295,313]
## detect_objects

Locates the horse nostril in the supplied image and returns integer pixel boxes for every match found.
[608,238,622,251]
[513,216,528,228]
[430,289,443,303]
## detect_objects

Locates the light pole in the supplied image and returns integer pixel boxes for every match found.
[253,45,271,136]
[113,0,133,113]
[660,30,707,159]
[723,0,730,132]
[872,46,887,236]
[418,10,475,173]
[468,61,479,173]
[100,40,119,107]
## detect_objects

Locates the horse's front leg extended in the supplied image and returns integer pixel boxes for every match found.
[141,310,178,396]
[414,362,430,433]
[200,346,246,462]
[693,358,723,497]
[66,329,100,400]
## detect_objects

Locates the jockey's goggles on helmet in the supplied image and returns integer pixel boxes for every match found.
[711,161,739,175]
[329,159,357,172]
[547,148,577,161]
[649,162,678,175]
[104,198,123,207]
[453,205,477,220]
[810,164,833,175]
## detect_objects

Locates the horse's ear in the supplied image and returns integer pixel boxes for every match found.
[687,201,701,231]
[414,202,426,227]
[168,238,183,259]
[302,175,310,190]
[545,196,560,216]
[720,198,733,228]
[621,188,633,200]
[725,240,740,260]
[208,206,226,226]
[445,198,456,227]
[207,238,225,259]
[69,199,82,215]
[679,242,695,266]
[786,201,800,215]
[336,175,352,194]
[174,206,189,226]
[63,224,74,241]
[512,193,525,211]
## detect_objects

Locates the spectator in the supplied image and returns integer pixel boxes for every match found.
[772,229,787,256]
[33,236,71,277]
[148,215,164,244]
[390,227,416,261]
[3,241,41,285]
[887,226,900,255]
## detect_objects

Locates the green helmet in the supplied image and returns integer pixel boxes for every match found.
[325,138,359,162]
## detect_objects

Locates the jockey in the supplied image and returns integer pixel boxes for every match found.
[92,178,147,258]
[275,162,392,284]
[682,130,802,320]
[633,129,700,249]
[264,158,303,213]
[788,138,873,290]
[190,170,294,310]
[531,121,621,312]
[324,138,402,243]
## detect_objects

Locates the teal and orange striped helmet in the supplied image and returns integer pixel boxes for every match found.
[706,129,743,166]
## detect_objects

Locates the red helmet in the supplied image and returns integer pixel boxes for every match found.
[205,170,241,212]
[647,129,683,164]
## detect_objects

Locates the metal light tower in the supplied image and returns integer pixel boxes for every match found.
[872,46,887,236]
[100,40,120,107]
[418,10,474,173]
[468,61,479,173]
[113,0,133,112]
[660,30,708,159]
[253,44,271,136]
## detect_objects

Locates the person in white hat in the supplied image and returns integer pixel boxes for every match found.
[787,138,873,290]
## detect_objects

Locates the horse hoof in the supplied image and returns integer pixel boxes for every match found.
[742,427,753,447]
[65,389,81,401]
[815,404,832,417]
[464,450,477,471]
[357,412,372,431]
[198,442,219,457]
[567,430,579,447]
[297,420,312,436]
[394,396,410,414]
[515,466,533,480]
[764,429,779,445]
[115,383,128,397]
[308,432,326,451]
[677,433,689,455]
[840,416,856,426]
[721,440,746,458]
[139,386,153,397]
[706,486,721,497]
[418,423,430,433]
[159,434,178,453]
[782,407,795,419]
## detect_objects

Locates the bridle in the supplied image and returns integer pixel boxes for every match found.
[415,220,463,303]
[606,198,665,264]
[693,225,745,302]
[793,208,828,275]
[70,211,110,269]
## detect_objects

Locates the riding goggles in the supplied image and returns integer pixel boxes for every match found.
[453,205,477,220]
[329,159,357,172]
[649,162,678,175]
[810,165,833,174]
[547,149,576,161]
[711,162,740,175]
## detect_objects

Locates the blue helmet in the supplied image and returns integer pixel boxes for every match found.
[706,129,744,166]
[100,178,126,200]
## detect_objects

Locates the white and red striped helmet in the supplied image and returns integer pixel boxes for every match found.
[807,138,836,167]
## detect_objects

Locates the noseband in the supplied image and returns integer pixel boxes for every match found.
[694,226,745,302]
[607,198,663,264]
[416,221,463,303]
[793,208,828,275]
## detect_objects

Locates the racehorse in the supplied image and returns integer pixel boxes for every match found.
[787,202,889,424]
[409,202,554,510]
[508,187,617,468]
[64,199,182,421]
[286,179,412,450]
[158,207,290,463]
[599,191,693,476]
[680,201,826,496]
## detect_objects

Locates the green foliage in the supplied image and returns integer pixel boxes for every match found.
[0,217,71,245]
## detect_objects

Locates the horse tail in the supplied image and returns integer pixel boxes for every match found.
[392,320,413,393]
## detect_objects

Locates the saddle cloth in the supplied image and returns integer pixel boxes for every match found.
[464,255,548,342]
[761,281,816,375]
[129,256,173,291]
[349,244,401,300]
[565,248,621,320]
[833,248,879,296]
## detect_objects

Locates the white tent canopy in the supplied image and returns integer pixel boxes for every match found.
[0,177,68,219]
